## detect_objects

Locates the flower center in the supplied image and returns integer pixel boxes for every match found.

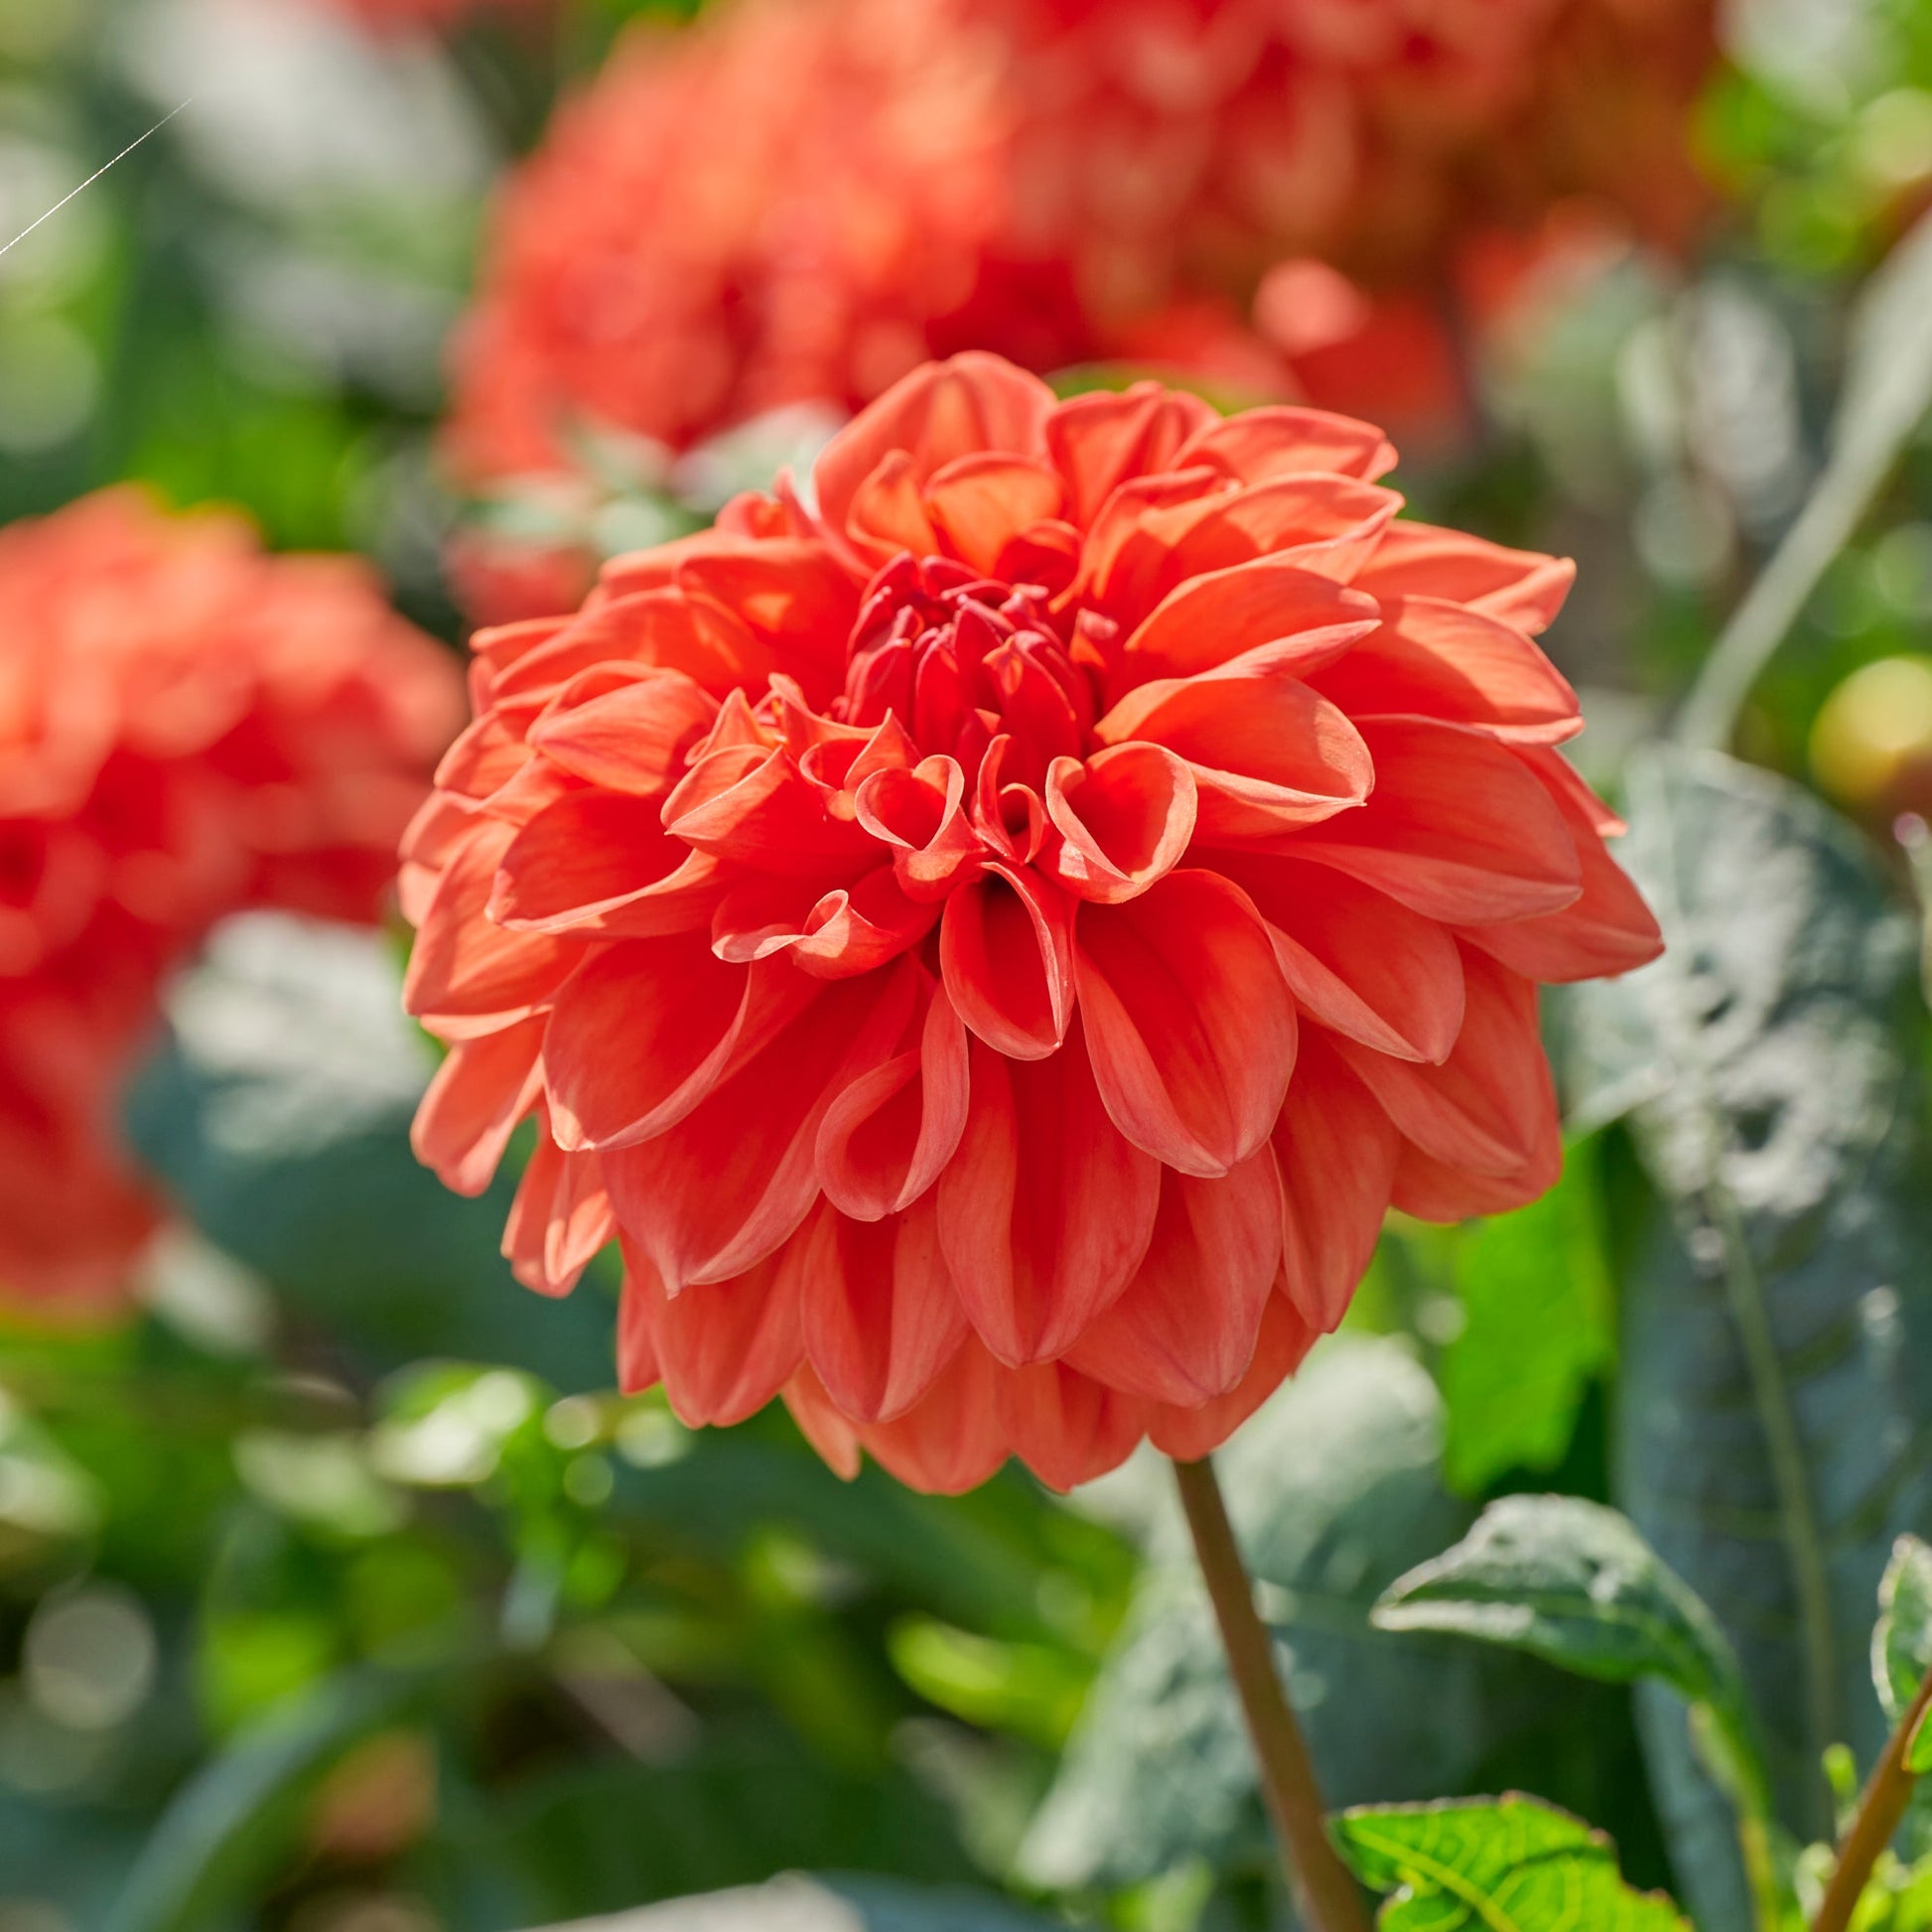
[832,552,1109,791]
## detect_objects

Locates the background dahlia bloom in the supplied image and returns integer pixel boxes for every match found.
[405,353,1661,1493]
[442,0,1717,622]
[0,488,465,1310]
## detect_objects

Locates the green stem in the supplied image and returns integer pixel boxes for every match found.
[1172,1454,1371,1932]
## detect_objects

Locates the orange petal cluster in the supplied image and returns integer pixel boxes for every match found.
[443,0,1715,520]
[405,354,1661,1493]
[0,488,465,1311]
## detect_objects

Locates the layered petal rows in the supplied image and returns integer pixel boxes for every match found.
[405,354,1661,1492]
[0,488,465,1310]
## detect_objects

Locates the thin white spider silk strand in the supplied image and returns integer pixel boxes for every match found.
[0,99,195,263]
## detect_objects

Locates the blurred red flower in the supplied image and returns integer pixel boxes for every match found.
[0,488,465,1311]
[442,0,1716,622]
[405,353,1660,1492]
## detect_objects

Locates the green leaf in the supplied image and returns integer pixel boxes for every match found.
[1438,1145,1614,1495]
[1018,1340,1638,1891]
[1375,1495,1760,1782]
[123,913,616,1391]
[521,1874,1056,1930]
[1564,749,1932,1927]
[102,1667,425,1932]
[1335,1795,1691,1932]
[431,1728,975,1922]
[1876,1537,1932,1775]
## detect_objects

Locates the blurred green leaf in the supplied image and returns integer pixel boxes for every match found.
[431,1727,974,1922]
[1375,1496,1760,1784]
[1876,1537,1932,1776]
[103,1665,428,1932]
[1437,1146,1613,1495]
[124,913,616,1390]
[1567,749,1932,1926]
[1334,1795,1689,1932]
[888,1618,1089,1750]
[521,1872,1057,1930]
[1018,1341,1629,1892]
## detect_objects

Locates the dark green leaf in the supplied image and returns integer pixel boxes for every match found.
[1876,1536,1932,1775]
[1566,749,1932,1924]
[1375,1496,1758,1777]
[1335,1795,1690,1932]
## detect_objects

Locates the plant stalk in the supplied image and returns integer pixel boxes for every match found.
[1812,1667,1932,1932]
[1172,1454,1370,1932]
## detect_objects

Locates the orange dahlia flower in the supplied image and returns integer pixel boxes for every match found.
[404,354,1660,1492]
[0,488,464,1310]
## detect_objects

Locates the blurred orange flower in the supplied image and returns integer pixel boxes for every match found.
[404,353,1659,1492]
[442,0,1717,621]
[0,488,464,1311]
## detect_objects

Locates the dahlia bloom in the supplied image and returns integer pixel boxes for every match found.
[0,488,464,1309]
[405,354,1660,1492]
[445,0,1714,488]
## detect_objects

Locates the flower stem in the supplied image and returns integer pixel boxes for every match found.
[1812,1667,1932,1932]
[1172,1454,1371,1932]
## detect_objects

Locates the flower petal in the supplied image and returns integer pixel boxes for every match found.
[401,819,577,1035]
[490,791,693,931]
[1176,404,1399,485]
[815,353,1056,561]
[1335,949,1555,1178]
[936,1032,1160,1364]
[1042,744,1197,903]
[939,864,1075,1060]
[816,974,969,1219]
[619,1242,802,1427]
[1287,718,1581,922]
[604,964,916,1290]
[1457,757,1661,982]
[1117,553,1380,687]
[1214,852,1465,1063]
[1273,1030,1399,1330]
[411,1016,545,1195]
[1075,870,1298,1175]
[793,1195,969,1424]
[502,1134,614,1296]
[1147,1290,1318,1461]
[923,452,1066,575]
[1096,673,1371,839]
[1065,1151,1284,1405]
[1307,595,1581,745]
[544,939,813,1151]
[1351,522,1575,634]
[994,1361,1148,1491]
[1044,382,1218,527]
[527,669,719,795]
[848,1340,1009,1495]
